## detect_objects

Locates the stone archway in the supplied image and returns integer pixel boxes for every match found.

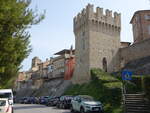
[102,57,107,72]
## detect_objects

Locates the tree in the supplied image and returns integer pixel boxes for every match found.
[0,0,45,87]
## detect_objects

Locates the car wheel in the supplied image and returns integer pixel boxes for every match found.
[70,106,75,113]
[56,104,59,108]
[12,108,14,113]
[80,107,85,113]
[60,103,63,109]
[62,104,65,109]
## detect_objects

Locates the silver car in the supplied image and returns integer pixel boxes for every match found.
[71,95,103,113]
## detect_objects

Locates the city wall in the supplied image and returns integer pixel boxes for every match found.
[120,38,150,67]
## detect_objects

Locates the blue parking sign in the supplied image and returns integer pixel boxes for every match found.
[122,70,132,80]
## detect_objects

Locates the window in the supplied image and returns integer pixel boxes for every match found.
[102,57,107,72]
[0,100,6,106]
[0,93,11,98]
[145,15,150,20]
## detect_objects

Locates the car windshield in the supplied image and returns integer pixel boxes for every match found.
[0,93,12,99]
[0,100,6,106]
[80,96,94,101]
[65,96,73,100]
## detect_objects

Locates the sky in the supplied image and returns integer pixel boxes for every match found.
[21,0,150,71]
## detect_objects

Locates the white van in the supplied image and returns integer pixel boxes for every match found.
[0,89,13,105]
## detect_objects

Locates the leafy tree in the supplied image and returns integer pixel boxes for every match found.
[0,0,45,87]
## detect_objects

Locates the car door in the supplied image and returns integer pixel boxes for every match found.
[76,97,81,111]
[72,97,78,111]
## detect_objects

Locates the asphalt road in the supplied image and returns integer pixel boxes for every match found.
[14,104,70,113]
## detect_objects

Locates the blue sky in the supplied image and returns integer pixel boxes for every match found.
[21,0,150,71]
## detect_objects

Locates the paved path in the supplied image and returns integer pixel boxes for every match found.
[14,104,70,113]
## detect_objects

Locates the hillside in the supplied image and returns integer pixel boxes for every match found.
[64,69,123,113]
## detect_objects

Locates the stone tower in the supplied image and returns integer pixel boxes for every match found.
[72,4,121,84]
[130,10,150,43]
[31,57,42,71]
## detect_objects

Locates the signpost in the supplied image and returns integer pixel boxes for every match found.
[122,70,132,81]
[121,70,133,94]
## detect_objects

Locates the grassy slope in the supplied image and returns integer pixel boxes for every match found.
[64,69,123,113]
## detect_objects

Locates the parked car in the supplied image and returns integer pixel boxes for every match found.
[35,97,40,104]
[57,96,74,109]
[71,95,103,113]
[46,97,60,106]
[19,97,27,104]
[0,98,13,113]
[0,89,14,105]
[56,96,63,108]
[39,96,51,105]
[30,97,37,104]
[23,97,29,104]
[24,97,37,104]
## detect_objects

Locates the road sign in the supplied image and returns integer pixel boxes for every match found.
[122,70,132,80]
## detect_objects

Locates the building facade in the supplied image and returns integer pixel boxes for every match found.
[16,48,75,90]
[130,10,150,43]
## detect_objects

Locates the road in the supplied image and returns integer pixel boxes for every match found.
[14,104,70,113]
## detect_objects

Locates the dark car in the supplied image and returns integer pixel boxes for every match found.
[29,97,36,104]
[22,97,36,104]
[47,97,60,106]
[34,97,40,104]
[39,96,50,105]
[23,97,29,104]
[19,97,27,104]
[57,96,74,109]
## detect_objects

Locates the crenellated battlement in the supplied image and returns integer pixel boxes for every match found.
[74,4,121,31]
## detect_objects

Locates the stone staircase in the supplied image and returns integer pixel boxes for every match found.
[124,93,150,113]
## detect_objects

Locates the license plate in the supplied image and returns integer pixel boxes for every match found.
[94,108,99,111]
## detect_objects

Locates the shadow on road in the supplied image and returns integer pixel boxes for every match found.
[51,107,71,113]
[14,104,47,110]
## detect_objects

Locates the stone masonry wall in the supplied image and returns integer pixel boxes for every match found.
[120,38,150,68]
